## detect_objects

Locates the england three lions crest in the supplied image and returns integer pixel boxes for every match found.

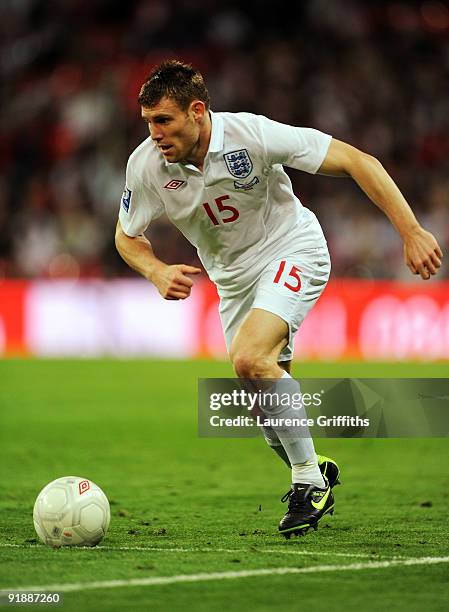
[224,149,253,179]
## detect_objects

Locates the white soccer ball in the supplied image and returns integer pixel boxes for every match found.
[33,476,110,547]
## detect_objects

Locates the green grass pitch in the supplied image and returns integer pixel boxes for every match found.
[0,359,448,611]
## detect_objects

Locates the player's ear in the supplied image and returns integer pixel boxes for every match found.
[190,100,206,122]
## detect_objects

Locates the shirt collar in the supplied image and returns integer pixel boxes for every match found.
[207,110,224,153]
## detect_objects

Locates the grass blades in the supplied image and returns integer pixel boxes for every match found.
[0,359,448,611]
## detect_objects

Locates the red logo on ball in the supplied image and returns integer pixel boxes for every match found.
[79,480,90,495]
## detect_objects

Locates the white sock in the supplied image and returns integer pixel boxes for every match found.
[259,371,324,487]
[292,459,325,488]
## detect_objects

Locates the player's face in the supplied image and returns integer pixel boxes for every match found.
[141,97,205,165]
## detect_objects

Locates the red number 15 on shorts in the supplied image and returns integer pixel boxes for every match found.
[273,261,302,293]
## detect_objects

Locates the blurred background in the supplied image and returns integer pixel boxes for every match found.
[0,0,448,359]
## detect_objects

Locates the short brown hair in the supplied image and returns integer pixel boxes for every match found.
[138,60,210,111]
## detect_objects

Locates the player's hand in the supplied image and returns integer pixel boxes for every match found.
[403,227,443,280]
[151,263,202,300]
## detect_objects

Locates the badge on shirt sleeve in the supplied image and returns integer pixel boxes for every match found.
[224,149,253,179]
[121,188,132,213]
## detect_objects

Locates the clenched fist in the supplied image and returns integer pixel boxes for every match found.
[152,263,202,300]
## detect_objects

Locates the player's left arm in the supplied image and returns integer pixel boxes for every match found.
[317,138,443,280]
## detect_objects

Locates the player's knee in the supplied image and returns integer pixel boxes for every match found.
[232,351,273,379]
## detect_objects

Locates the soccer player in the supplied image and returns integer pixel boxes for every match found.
[115,60,442,538]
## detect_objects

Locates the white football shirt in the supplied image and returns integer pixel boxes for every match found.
[119,112,332,297]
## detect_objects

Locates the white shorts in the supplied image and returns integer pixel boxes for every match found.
[219,245,331,362]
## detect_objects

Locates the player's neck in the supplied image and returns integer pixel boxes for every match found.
[185,112,212,171]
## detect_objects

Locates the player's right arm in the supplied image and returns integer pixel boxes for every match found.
[115,220,201,300]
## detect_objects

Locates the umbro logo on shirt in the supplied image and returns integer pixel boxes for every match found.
[164,180,185,190]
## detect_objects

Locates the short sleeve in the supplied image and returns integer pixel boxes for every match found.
[118,160,164,237]
[258,116,332,174]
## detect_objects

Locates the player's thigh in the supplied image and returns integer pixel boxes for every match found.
[221,245,329,364]
[229,307,289,362]
[219,292,293,370]
[251,247,331,361]
[219,286,256,355]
